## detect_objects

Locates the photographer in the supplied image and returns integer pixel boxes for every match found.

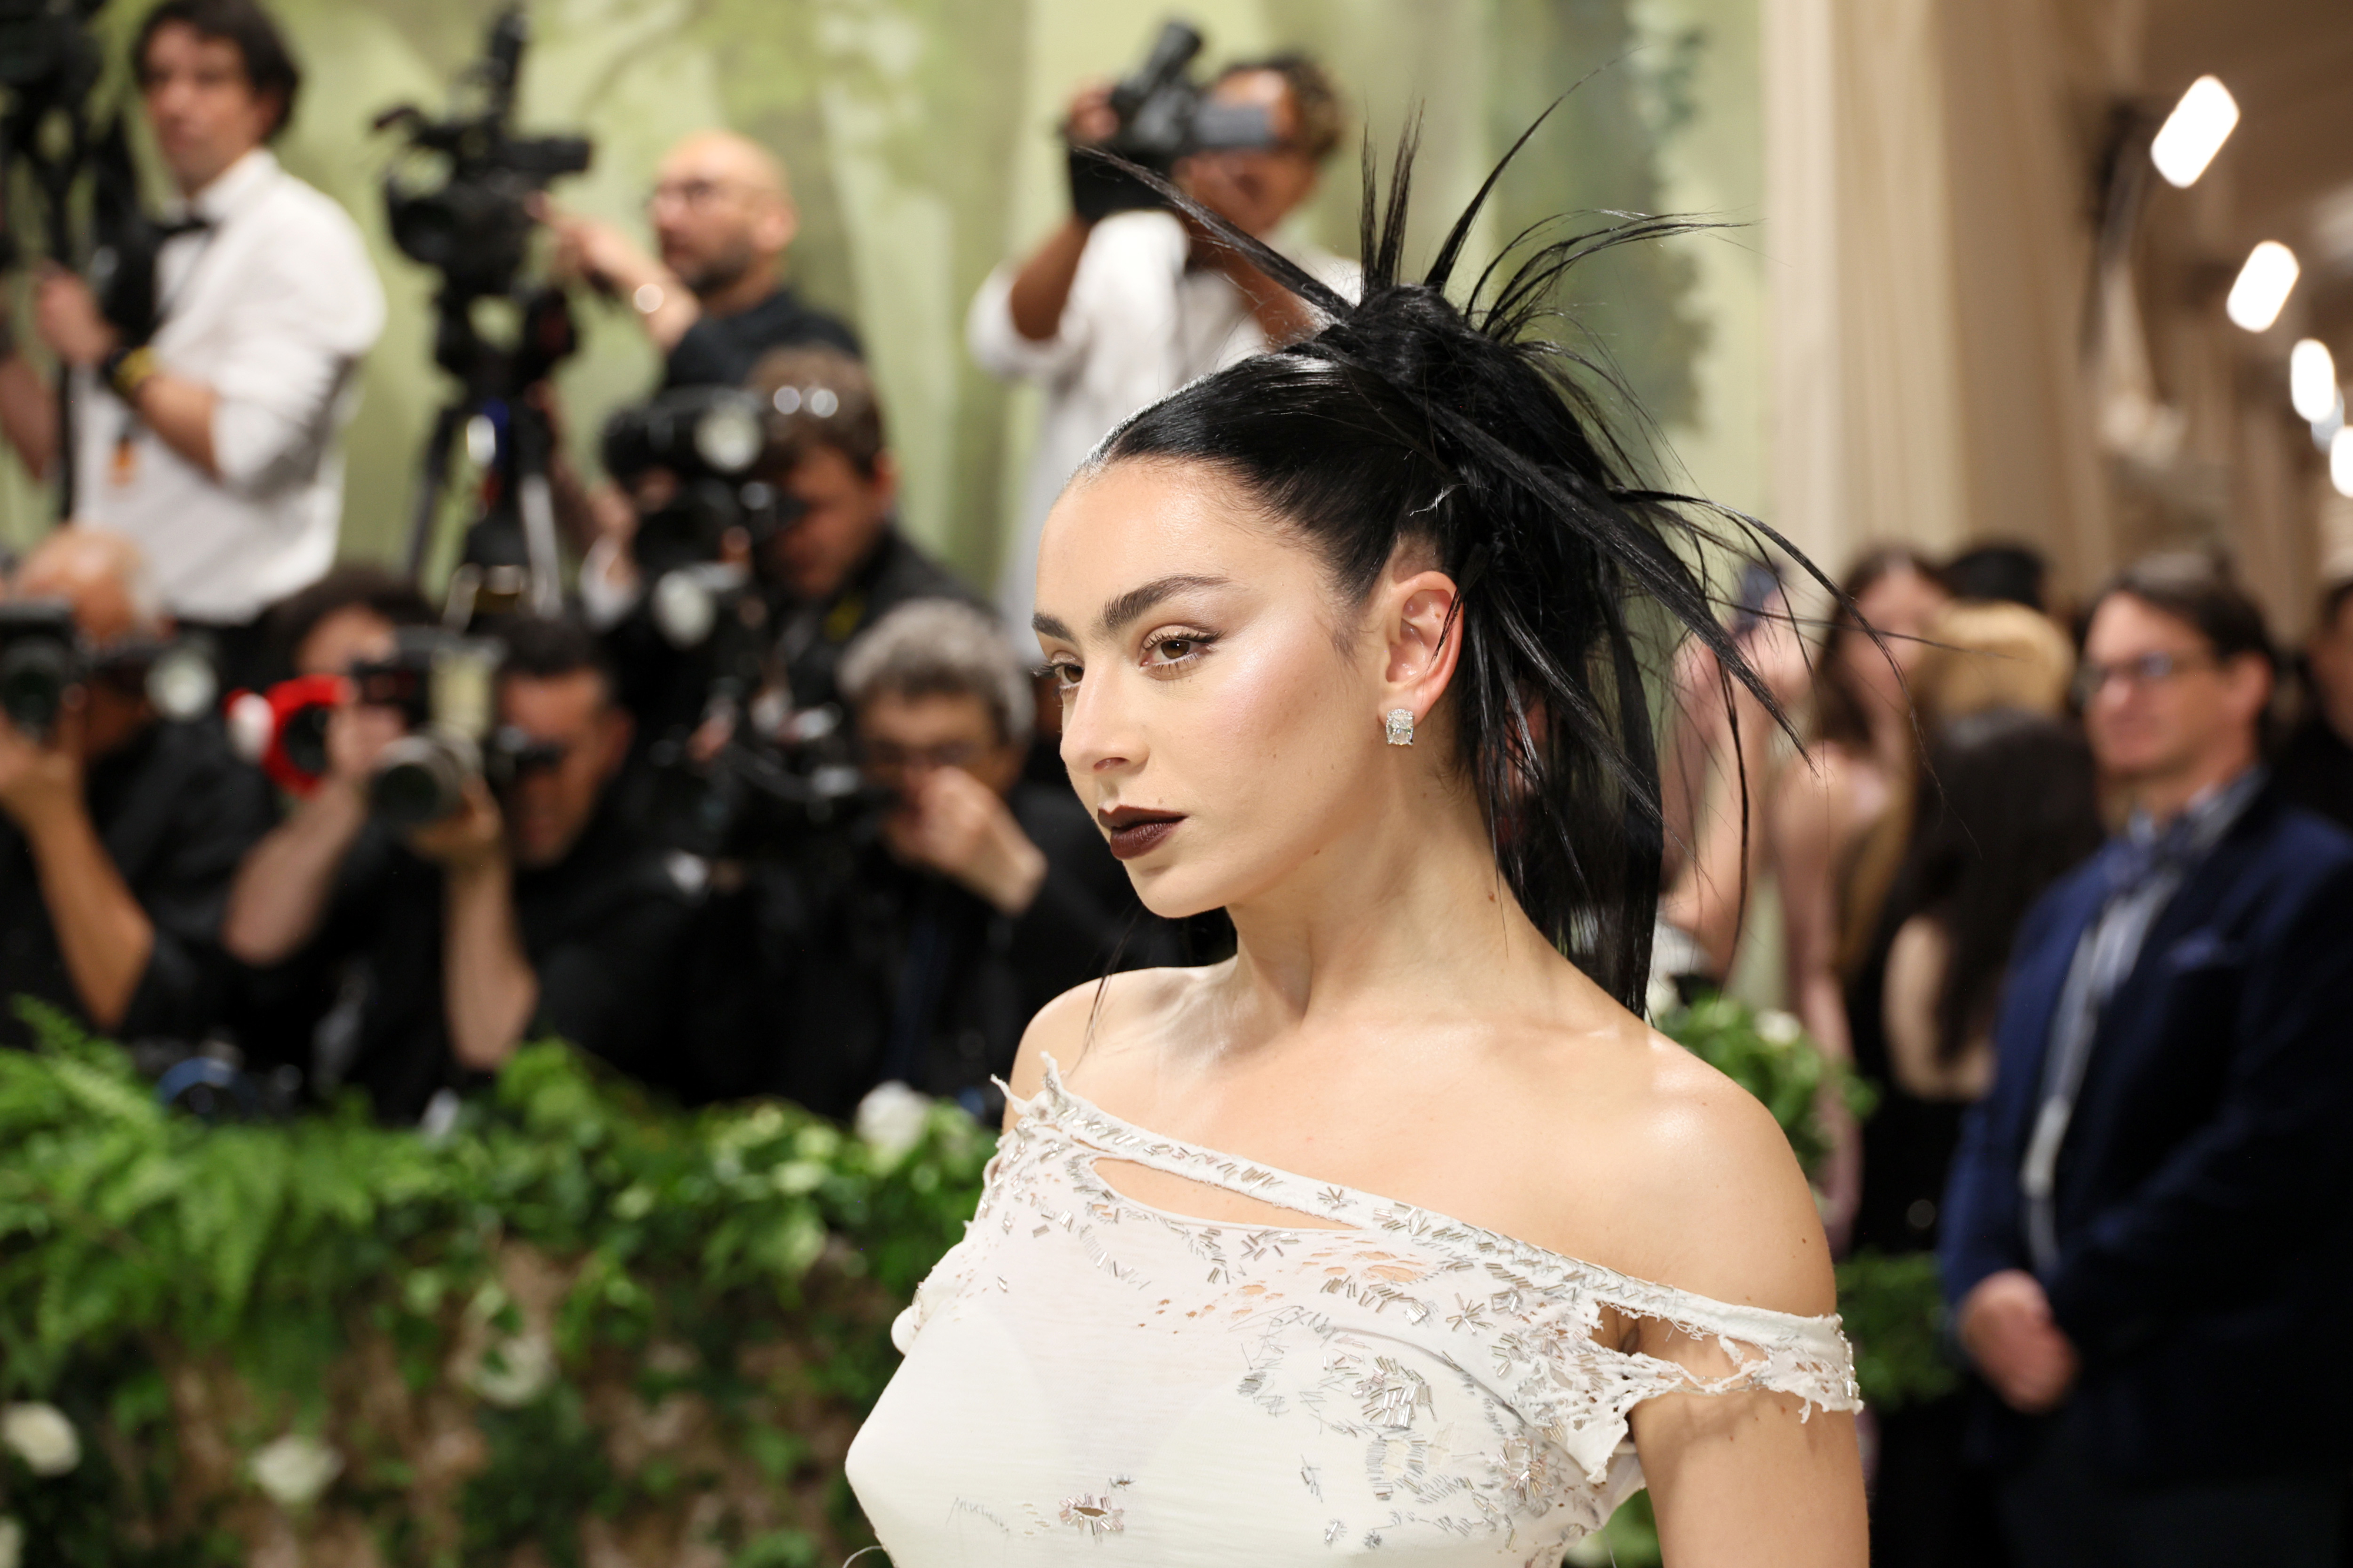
[222,618,694,1120]
[586,344,977,719]
[542,131,858,391]
[0,0,384,685]
[969,49,1351,630]
[701,599,1170,1119]
[0,529,274,1046]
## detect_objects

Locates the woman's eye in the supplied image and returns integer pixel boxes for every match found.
[1142,630,1214,668]
[1045,661,1082,691]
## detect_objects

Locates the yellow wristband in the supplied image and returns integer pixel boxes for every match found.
[106,345,159,401]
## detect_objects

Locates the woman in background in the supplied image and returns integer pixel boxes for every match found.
[1848,706,2105,1568]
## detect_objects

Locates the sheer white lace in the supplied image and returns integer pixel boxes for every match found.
[846,1059,1859,1565]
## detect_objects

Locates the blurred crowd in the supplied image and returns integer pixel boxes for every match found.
[1657,542,2353,1567]
[2,2,2351,1562]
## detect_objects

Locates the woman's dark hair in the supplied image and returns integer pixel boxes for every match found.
[136,0,303,139]
[1812,545,1944,749]
[1087,120,1834,1009]
[1877,708,2104,1063]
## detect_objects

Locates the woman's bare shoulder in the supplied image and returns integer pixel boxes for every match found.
[1528,1027,1835,1317]
[1003,965,1222,1129]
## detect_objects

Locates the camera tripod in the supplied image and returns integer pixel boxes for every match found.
[401,281,575,625]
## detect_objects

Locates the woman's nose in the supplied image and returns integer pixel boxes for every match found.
[1057,678,1141,777]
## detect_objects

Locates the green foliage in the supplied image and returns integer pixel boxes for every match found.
[1657,993,1952,1419]
[0,1005,991,1562]
[1655,992,1877,1174]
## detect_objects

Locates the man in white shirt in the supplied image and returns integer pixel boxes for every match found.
[0,0,384,681]
[969,54,1355,632]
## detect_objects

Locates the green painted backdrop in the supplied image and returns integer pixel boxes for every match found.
[0,0,1768,593]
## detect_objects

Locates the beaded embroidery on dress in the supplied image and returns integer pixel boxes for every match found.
[846,1059,1860,1565]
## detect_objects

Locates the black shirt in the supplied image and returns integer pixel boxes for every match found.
[662,288,862,391]
[0,720,275,1047]
[685,779,1178,1120]
[774,524,985,714]
[302,805,696,1122]
[2277,715,2353,835]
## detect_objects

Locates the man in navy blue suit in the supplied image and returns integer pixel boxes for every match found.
[1941,553,2353,1567]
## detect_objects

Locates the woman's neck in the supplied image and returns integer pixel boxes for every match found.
[1214,782,1577,1045]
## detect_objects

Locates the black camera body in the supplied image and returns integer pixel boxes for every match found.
[601,386,805,631]
[376,6,591,302]
[1070,19,1278,222]
[0,599,218,740]
[353,628,566,829]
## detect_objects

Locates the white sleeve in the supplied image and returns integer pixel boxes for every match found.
[205,200,386,499]
[967,212,1191,406]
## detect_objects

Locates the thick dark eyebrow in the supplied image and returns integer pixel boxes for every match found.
[1032,574,1232,646]
[1095,574,1231,639]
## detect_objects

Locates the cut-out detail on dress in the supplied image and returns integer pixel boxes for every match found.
[849,1056,1861,1565]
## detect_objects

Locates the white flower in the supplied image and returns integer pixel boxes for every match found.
[1755,1009,1804,1046]
[855,1080,931,1168]
[0,1515,23,1568]
[248,1433,342,1510]
[1,1403,79,1476]
[467,1332,556,1409]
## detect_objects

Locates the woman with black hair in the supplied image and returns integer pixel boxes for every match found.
[846,136,1868,1564]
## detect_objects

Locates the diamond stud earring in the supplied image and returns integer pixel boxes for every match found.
[1384,709,1415,746]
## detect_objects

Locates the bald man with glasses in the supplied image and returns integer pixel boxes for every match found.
[542,129,859,389]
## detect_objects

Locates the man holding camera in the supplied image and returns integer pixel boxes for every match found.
[691,599,1168,1118]
[543,131,858,391]
[222,618,695,1120]
[969,49,1351,631]
[0,529,275,1046]
[0,0,383,683]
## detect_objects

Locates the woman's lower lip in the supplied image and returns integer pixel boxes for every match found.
[1106,818,1181,860]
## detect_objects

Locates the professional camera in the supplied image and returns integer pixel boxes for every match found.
[642,703,884,863]
[0,600,217,740]
[376,5,591,302]
[376,4,592,622]
[224,672,342,793]
[601,386,801,652]
[341,628,563,829]
[1069,19,1278,222]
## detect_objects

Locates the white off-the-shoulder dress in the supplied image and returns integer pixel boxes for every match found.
[846,1061,1861,1566]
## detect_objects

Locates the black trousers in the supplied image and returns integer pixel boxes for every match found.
[1997,1401,2344,1568]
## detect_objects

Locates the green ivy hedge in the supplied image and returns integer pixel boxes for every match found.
[0,996,1950,1567]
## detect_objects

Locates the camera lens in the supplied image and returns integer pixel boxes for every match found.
[0,638,75,739]
[371,732,478,828]
[692,401,765,473]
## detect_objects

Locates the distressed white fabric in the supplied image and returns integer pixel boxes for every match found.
[847,1059,1858,1565]
[70,148,385,623]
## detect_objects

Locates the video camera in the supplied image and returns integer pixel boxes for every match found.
[0,600,218,741]
[376,6,591,302]
[1070,19,1279,222]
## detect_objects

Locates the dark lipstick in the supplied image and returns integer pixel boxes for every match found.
[1098,805,1184,861]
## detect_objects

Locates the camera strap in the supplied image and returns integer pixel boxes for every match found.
[108,216,216,485]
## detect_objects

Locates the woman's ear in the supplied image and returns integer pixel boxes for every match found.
[1380,568,1462,726]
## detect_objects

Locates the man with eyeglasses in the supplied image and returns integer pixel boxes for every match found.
[679,598,1168,1119]
[541,130,858,391]
[1941,554,2353,1567]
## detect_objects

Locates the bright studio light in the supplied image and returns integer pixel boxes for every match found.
[2334,426,2353,498]
[2226,242,2299,332]
[2291,339,2339,422]
[2151,76,2239,189]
